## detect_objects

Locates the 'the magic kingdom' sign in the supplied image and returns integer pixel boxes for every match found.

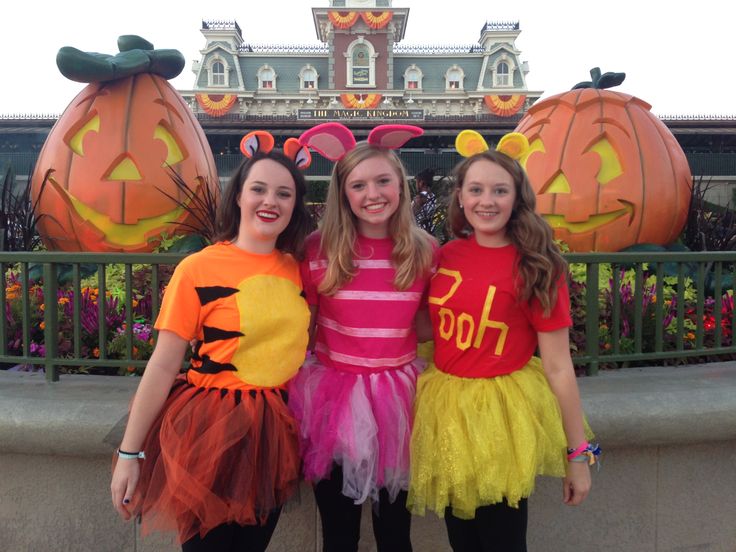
[298,109,425,121]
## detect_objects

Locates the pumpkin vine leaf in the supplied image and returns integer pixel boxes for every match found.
[572,67,626,90]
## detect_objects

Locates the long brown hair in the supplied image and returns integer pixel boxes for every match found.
[447,149,567,315]
[215,151,312,259]
[317,143,434,295]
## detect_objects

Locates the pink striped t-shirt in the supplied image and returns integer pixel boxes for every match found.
[300,231,432,374]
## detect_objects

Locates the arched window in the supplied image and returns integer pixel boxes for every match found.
[445,66,464,90]
[208,58,228,87]
[346,38,376,87]
[258,65,276,90]
[404,65,422,90]
[495,61,510,87]
[212,62,225,85]
[300,65,319,90]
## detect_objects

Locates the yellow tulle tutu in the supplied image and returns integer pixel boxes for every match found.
[408,357,592,519]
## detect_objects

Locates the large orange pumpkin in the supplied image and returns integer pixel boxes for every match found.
[514,69,691,252]
[32,51,219,252]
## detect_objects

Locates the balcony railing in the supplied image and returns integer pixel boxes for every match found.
[2,251,736,381]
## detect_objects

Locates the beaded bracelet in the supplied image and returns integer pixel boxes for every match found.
[567,442,601,466]
[117,448,146,460]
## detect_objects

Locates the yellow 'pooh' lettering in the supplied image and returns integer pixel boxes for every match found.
[430,279,509,356]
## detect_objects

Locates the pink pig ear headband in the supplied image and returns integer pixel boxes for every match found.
[239,130,312,170]
[297,122,424,162]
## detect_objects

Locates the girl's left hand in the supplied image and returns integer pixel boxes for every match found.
[562,460,591,506]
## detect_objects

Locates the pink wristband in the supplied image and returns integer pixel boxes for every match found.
[566,442,589,460]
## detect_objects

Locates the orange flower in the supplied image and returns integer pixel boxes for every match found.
[132,299,139,308]
[40,321,46,330]
[93,347,100,358]
[58,297,70,305]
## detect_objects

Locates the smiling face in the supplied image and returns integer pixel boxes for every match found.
[343,154,402,238]
[459,158,516,247]
[30,74,219,252]
[515,88,691,252]
[235,158,296,253]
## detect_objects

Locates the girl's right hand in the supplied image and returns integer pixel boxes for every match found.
[110,458,140,520]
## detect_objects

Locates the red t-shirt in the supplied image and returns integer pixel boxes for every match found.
[428,236,571,378]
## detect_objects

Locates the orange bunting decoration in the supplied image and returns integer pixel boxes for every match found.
[361,11,393,29]
[328,11,359,29]
[196,93,237,117]
[340,93,383,109]
[484,95,526,117]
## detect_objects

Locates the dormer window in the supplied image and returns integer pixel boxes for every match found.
[212,62,225,85]
[300,65,319,90]
[404,65,422,90]
[445,66,464,91]
[346,38,377,87]
[208,59,229,87]
[258,65,276,90]
[495,61,510,87]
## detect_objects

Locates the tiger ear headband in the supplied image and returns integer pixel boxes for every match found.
[455,129,530,161]
[298,122,424,162]
[240,130,312,169]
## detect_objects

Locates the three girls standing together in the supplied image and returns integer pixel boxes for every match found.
[111,123,596,552]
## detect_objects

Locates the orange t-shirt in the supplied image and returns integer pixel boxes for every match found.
[155,242,310,389]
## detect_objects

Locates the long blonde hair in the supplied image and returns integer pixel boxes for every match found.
[447,150,567,316]
[317,143,434,295]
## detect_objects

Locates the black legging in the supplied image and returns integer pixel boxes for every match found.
[444,499,528,552]
[181,510,281,552]
[314,465,412,552]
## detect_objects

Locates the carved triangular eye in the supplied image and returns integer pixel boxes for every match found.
[240,131,275,157]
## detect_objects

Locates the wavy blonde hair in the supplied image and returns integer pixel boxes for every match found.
[447,149,567,316]
[317,143,434,295]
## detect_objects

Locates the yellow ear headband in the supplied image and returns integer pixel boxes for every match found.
[455,129,530,161]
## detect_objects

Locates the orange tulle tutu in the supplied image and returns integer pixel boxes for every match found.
[124,376,300,544]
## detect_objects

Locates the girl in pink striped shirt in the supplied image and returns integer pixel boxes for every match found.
[289,139,435,552]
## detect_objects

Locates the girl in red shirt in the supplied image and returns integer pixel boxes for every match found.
[408,133,596,552]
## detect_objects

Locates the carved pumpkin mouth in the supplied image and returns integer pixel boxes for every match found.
[542,200,634,234]
[47,175,187,247]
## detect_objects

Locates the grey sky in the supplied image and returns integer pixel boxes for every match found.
[3,0,733,116]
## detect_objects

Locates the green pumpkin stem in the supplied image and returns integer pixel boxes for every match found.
[56,35,184,84]
[571,67,626,90]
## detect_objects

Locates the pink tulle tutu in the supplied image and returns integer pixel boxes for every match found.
[289,355,423,504]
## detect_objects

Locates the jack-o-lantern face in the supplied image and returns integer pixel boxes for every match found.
[31,73,219,252]
[515,88,691,252]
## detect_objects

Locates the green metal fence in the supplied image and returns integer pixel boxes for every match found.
[0,252,185,382]
[2,251,736,381]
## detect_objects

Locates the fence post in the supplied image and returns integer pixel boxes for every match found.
[585,262,600,376]
[43,263,59,382]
